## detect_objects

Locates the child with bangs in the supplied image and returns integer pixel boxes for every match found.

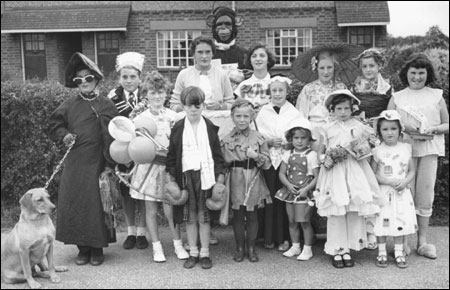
[166,86,226,270]
[128,71,189,263]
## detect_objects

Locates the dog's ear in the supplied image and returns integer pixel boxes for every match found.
[20,190,36,213]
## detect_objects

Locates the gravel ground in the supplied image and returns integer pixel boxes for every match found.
[1,226,448,289]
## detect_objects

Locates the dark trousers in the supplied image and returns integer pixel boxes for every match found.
[258,166,290,246]
[232,206,258,246]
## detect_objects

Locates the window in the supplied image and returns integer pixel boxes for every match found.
[23,34,47,79]
[157,31,202,69]
[97,32,120,77]
[348,26,374,48]
[266,28,312,67]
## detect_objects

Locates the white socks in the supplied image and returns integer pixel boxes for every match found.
[173,240,189,260]
[378,243,387,256]
[127,226,137,236]
[394,244,403,258]
[137,227,146,236]
[152,241,166,263]
[297,245,313,261]
[200,247,210,258]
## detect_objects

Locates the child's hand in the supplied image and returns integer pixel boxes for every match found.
[298,188,309,199]
[206,102,226,110]
[393,180,408,191]
[246,147,259,160]
[323,156,334,169]
[286,183,297,194]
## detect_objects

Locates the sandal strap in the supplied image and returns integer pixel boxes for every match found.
[377,255,387,261]
[395,255,406,263]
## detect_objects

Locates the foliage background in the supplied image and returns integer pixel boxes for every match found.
[1,27,448,226]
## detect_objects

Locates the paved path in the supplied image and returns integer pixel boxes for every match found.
[1,226,449,289]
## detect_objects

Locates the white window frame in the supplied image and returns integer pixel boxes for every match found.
[156,30,202,69]
[266,28,312,67]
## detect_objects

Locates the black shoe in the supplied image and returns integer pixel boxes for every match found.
[248,247,259,263]
[342,253,354,268]
[136,236,149,249]
[233,248,245,262]
[200,257,213,269]
[75,252,90,266]
[75,246,91,266]
[332,255,345,268]
[90,248,104,266]
[183,256,199,269]
[123,235,136,249]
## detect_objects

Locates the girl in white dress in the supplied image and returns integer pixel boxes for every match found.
[315,89,380,268]
[371,110,417,269]
[129,71,189,263]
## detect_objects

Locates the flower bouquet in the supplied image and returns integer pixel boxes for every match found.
[324,145,348,169]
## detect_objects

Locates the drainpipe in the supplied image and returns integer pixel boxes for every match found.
[231,1,235,11]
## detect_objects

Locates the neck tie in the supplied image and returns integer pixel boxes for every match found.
[273,106,280,114]
[129,92,135,108]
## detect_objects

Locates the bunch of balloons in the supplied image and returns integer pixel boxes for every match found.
[108,115,159,164]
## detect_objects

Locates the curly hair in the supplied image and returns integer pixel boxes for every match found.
[140,71,171,96]
[329,94,357,112]
[245,43,276,70]
[399,53,436,86]
[285,127,314,143]
[189,36,216,57]
[355,48,385,68]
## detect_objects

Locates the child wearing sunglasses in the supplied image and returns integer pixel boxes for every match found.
[108,52,149,251]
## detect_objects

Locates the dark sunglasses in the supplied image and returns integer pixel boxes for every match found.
[73,75,95,85]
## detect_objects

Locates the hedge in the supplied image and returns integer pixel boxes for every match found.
[1,48,448,225]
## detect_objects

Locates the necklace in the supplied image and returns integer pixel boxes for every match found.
[79,92,98,102]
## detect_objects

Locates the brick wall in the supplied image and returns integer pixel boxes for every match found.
[1,2,388,83]
[1,34,23,81]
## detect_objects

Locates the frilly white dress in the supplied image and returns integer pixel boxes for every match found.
[315,118,381,217]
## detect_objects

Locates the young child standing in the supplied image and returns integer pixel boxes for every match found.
[315,89,380,268]
[128,71,189,262]
[255,76,303,251]
[221,99,272,263]
[371,110,417,268]
[276,118,319,261]
[108,52,148,250]
[166,86,226,270]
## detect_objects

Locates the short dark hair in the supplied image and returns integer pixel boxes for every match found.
[180,86,205,106]
[245,43,276,70]
[399,53,436,86]
[285,127,314,142]
[189,36,216,57]
[376,118,402,139]
[329,94,355,112]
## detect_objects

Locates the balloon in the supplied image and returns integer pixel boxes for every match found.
[133,114,157,137]
[128,136,156,164]
[108,116,136,142]
[110,140,132,164]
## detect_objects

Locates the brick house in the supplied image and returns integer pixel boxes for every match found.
[1,1,390,83]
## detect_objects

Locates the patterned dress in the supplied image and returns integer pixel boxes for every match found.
[372,142,417,237]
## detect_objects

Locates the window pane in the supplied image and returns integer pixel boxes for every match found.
[156,30,201,68]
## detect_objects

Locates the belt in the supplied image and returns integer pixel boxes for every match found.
[231,159,256,169]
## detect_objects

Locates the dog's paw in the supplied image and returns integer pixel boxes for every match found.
[55,265,69,272]
[50,274,61,283]
[28,279,42,289]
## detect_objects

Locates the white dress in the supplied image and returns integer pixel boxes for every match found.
[315,119,380,217]
[129,108,179,201]
[372,142,417,237]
